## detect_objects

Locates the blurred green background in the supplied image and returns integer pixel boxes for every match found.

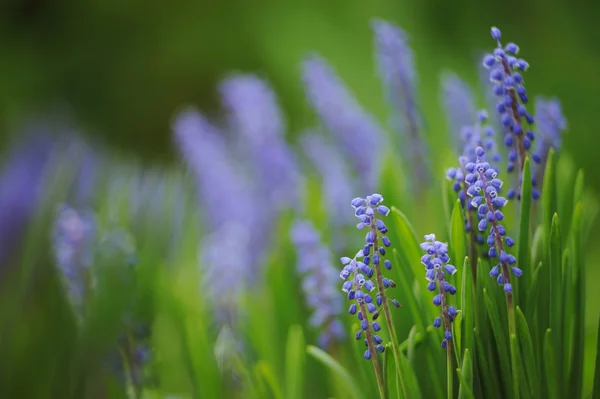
[1,0,599,312]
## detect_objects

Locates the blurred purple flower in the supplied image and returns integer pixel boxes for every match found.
[291,220,344,348]
[299,131,355,233]
[302,55,383,192]
[220,74,300,208]
[372,19,430,185]
[0,134,55,268]
[440,72,477,150]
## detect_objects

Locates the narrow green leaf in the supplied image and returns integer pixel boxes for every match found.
[458,349,474,399]
[285,325,305,399]
[306,346,363,399]
[525,262,541,327]
[474,327,501,399]
[518,157,532,307]
[572,169,584,210]
[383,343,400,399]
[483,288,512,389]
[255,361,284,399]
[394,345,423,399]
[592,315,600,399]
[450,199,466,276]
[390,207,422,279]
[542,148,557,243]
[544,329,559,399]
[510,333,527,399]
[407,325,418,366]
[561,248,575,399]
[516,306,540,398]
[460,256,474,358]
[569,202,585,398]
[549,213,562,393]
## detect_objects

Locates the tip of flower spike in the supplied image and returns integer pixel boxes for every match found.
[491,27,501,41]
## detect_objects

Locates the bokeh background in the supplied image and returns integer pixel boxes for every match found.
[1,0,599,365]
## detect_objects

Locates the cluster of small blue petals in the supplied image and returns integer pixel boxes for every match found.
[372,19,430,185]
[465,147,523,292]
[440,72,477,150]
[300,132,356,238]
[291,220,344,348]
[341,194,399,360]
[533,97,567,186]
[483,27,541,187]
[302,55,384,192]
[420,234,458,348]
[446,110,499,245]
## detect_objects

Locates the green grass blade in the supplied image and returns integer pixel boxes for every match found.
[306,345,363,399]
[542,148,557,243]
[592,316,600,399]
[256,360,284,399]
[394,344,423,399]
[390,207,422,280]
[458,348,474,399]
[483,288,512,390]
[544,329,559,399]
[510,333,527,399]
[450,199,466,277]
[285,325,305,399]
[569,202,585,398]
[460,256,474,358]
[549,213,562,393]
[383,343,400,399]
[515,306,539,397]
[518,157,532,308]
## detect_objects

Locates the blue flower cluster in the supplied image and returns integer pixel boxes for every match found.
[420,234,458,348]
[446,110,499,245]
[483,27,541,200]
[340,194,400,360]
[465,147,522,293]
[291,220,344,349]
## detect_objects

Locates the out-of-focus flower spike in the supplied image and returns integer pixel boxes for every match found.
[440,72,477,150]
[533,96,567,188]
[300,131,356,233]
[219,74,300,208]
[291,220,344,348]
[372,19,430,188]
[302,55,384,192]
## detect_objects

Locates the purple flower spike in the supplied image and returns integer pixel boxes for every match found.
[420,234,459,348]
[291,220,344,349]
[302,55,384,192]
[372,19,430,190]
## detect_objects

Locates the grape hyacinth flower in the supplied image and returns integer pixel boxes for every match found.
[302,55,384,192]
[340,194,403,396]
[420,234,459,349]
[220,74,300,208]
[372,19,430,189]
[465,147,521,296]
[483,26,540,187]
[440,72,477,150]
[533,97,567,190]
[52,204,97,320]
[300,131,355,239]
[291,220,344,348]
[445,110,499,278]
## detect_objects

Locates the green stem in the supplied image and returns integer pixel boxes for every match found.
[447,346,453,399]
[370,218,408,398]
[359,303,386,399]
